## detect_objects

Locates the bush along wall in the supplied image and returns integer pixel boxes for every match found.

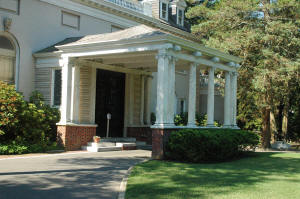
[166,129,260,163]
[0,81,61,154]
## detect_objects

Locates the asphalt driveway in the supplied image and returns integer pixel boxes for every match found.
[0,150,151,199]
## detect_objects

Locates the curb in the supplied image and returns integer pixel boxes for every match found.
[117,158,150,199]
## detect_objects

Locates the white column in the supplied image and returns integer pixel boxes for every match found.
[144,76,152,125]
[70,66,80,123]
[168,56,176,125]
[140,75,145,125]
[128,74,134,125]
[223,71,232,127]
[206,67,215,127]
[231,71,238,128]
[155,49,170,127]
[188,63,197,127]
[89,67,97,124]
[60,56,73,124]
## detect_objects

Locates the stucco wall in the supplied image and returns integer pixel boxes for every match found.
[0,0,137,99]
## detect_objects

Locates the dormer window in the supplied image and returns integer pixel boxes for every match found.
[177,8,184,26]
[160,0,169,21]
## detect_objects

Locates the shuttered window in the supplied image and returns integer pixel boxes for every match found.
[53,69,62,106]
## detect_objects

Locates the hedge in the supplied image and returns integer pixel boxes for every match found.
[0,81,61,154]
[166,129,260,162]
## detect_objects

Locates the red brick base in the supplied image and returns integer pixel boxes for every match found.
[127,127,152,145]
[151,128,179,159]
[57,125,97,151]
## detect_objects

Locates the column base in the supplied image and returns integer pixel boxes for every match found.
[187,123,197,128]
[222,124,232,128]
[231,125,240,129]
[57,123,97,151]
[206,124,215,128]
[152,128,179,160]
[152,123,175,129]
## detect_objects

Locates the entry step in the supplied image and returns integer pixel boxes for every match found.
[82,141,138,152]
[85,146,122,152]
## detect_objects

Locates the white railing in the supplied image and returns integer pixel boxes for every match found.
[104,0,152,17]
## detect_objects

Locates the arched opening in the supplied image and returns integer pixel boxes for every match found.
[0,35,16,84]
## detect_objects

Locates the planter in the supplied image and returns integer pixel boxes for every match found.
[93,136,101,143]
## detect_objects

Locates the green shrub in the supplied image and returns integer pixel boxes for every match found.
[174,112,188,126]
[0,142,29,155]
[174,113,221,127]
[0,141,64,155]
[0,81,60,154]
[166,129,260,162]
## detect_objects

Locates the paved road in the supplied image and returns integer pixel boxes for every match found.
[0,150,151,199]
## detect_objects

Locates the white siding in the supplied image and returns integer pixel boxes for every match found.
[79,66,92,123]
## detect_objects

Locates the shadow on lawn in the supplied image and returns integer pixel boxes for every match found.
[0,156,146,199]
[126,152,300,199]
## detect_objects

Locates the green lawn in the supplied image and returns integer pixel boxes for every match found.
[126,152,300,199]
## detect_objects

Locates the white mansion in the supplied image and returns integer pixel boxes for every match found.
[0,0,241,158]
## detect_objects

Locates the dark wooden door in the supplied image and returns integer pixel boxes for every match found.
[95,69,125,137]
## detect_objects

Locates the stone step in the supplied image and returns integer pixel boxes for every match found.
[136,141,147,146]
[137,145,152,150]
[86,146,123,152]
[87,142,116,147]
[82,142,137,152]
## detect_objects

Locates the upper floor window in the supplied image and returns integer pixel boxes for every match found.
[177,8,184,26]
[0,36,16,84]
[0,0,20,15]
[160,1,169,21]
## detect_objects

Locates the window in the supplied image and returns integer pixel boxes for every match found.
[0,36,16,84]
[53,69,62,106]
[177,8,184,26]
[160,1,168,21]
[0,0,20,15]
[62,11,80,30]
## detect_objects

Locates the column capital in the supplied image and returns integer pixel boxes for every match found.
[190,62,199,67]
[209,66,216,72]
[156,50,172,60]
[232,71,239,76]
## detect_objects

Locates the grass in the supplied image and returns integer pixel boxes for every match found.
[126,152,300,199]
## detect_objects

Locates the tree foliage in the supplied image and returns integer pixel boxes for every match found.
[186,0,300,147]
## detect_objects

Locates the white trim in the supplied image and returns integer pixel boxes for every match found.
[168,50,236,71]
[55,34,241,63]
[39,0,138,28]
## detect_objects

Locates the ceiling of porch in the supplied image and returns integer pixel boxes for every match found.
[75,51,193,73]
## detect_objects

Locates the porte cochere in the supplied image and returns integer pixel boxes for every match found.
[34,25,242,159]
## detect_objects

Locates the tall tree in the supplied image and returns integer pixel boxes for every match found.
[186,0,300,148]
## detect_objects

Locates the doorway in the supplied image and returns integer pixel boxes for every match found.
[95,69,125,137]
